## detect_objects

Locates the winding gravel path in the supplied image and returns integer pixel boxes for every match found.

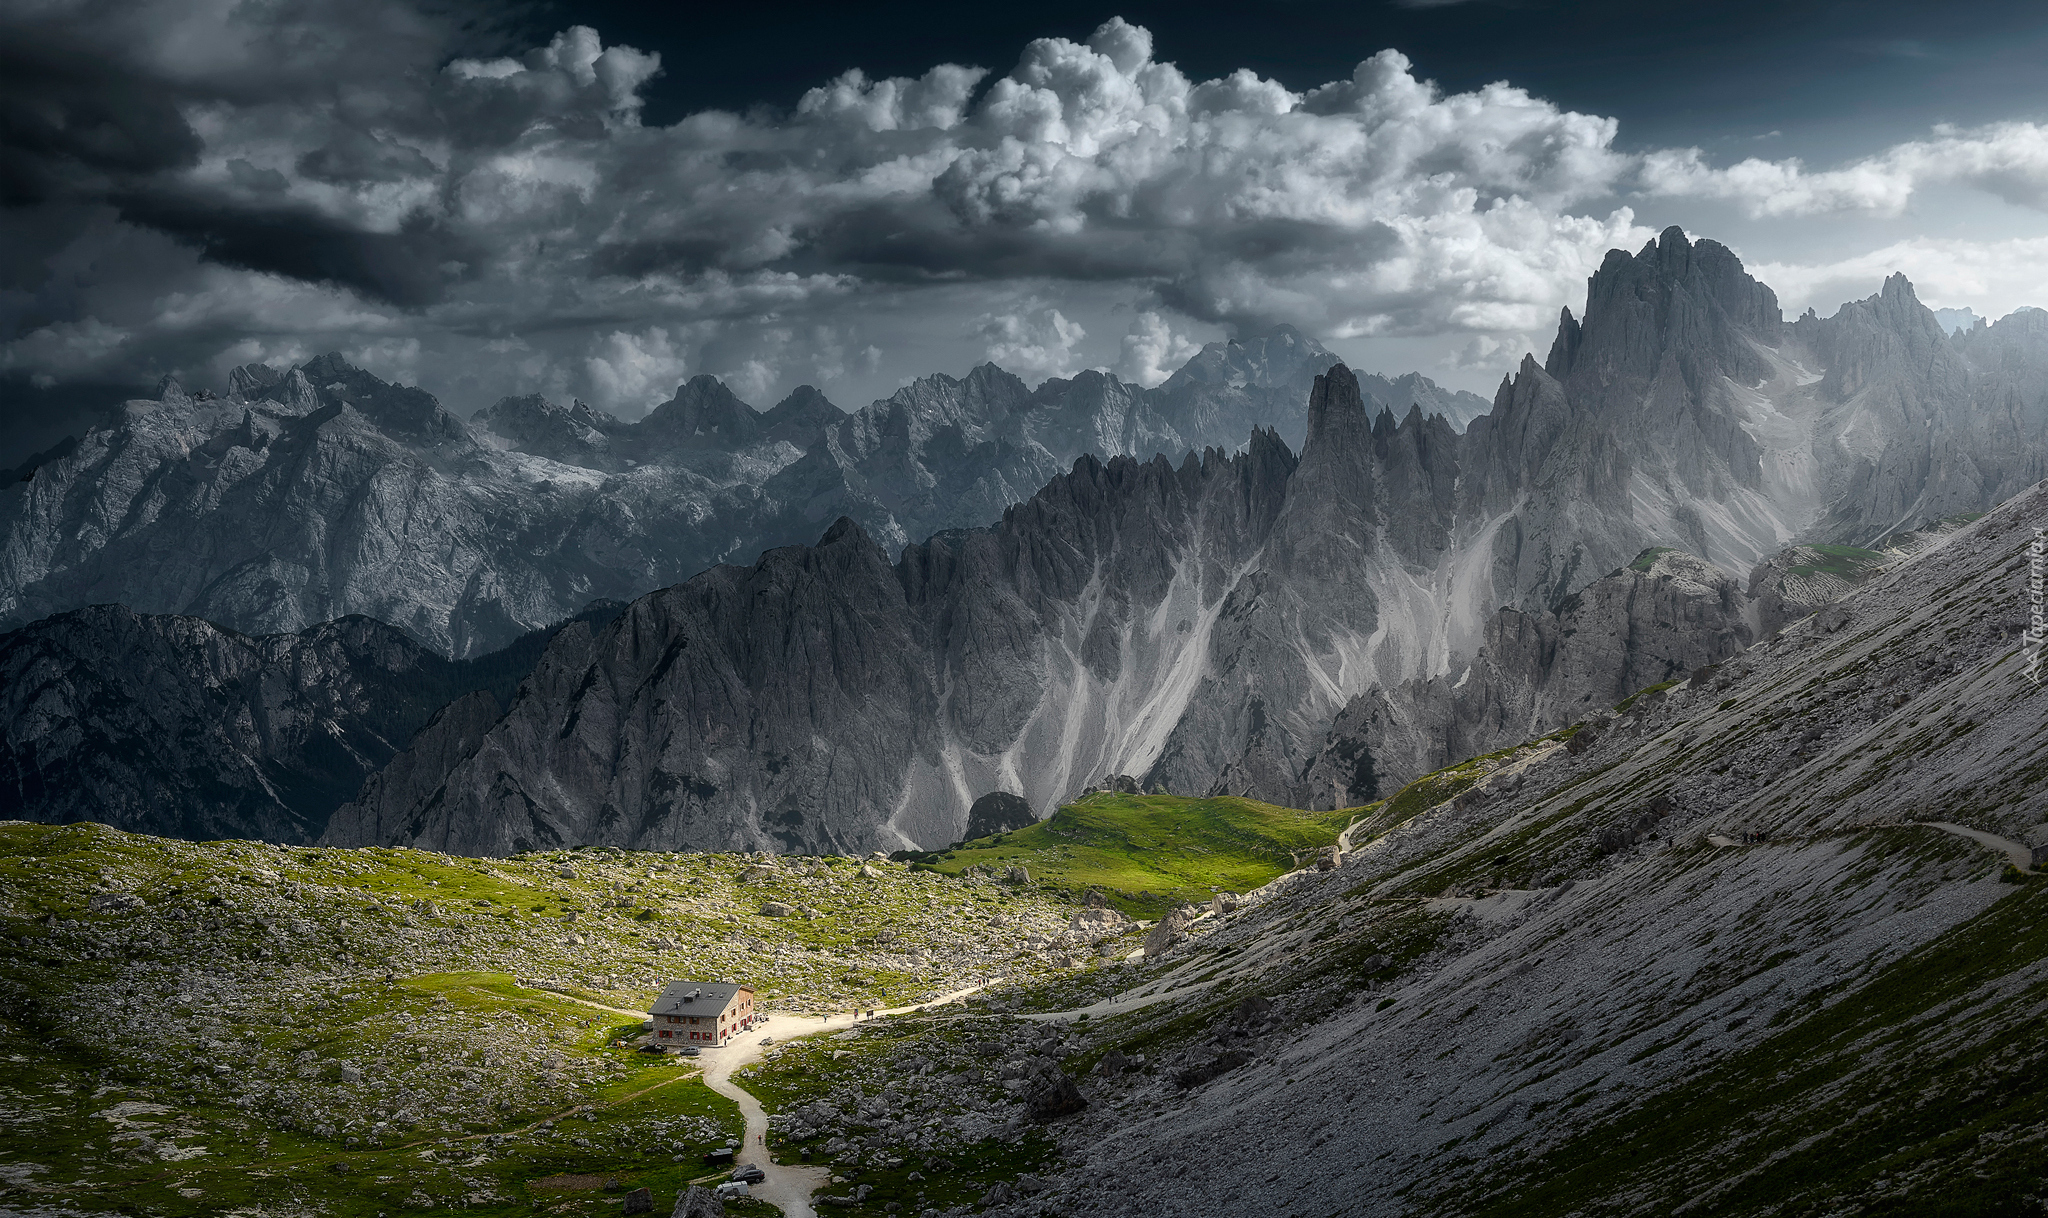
[1924,821,2036,872]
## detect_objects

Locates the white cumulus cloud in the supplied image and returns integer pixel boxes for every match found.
[975,306,1089,381]
[1116,312,1203,387]
[583,328,689,414]
[1640,121,2048,218]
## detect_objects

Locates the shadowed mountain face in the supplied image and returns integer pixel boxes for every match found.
[0,601,622,844]
[320,229,2048,857]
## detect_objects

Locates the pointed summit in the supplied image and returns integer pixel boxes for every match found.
[1302,363,1370,461]
[1545,306,1582,379]
[1558,227,1780,396]
[638,375,760,449]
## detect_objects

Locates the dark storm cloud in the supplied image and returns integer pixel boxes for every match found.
[0,41,203,204]
[112,193,483,308]
[296,131,442,186]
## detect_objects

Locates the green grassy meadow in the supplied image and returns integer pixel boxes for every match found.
[918,793,1359,916]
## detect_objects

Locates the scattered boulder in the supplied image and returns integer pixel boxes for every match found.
[672,1185,724,1218]
[1026,1071,1088,1119]
[1004,865,1031,886]
[1091,1048,1143,1075]
[1174,1047,1254,1089]
[622,1186,654,1214]
[1595,801,1672,854]
[1144,909,1190,957]
[965,791,1036,840]
[1814,604,1853,633]
[758,901,793,918]
[1069,907,1129,939]
[1231,995,1274,1028]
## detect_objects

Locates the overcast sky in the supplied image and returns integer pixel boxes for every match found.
[4,0,2047,463]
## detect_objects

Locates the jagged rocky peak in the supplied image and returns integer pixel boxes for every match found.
[637,374,762,447]
[210,351,466,442]
[1166,323,1332,389]
[473,393,619,463]
[1791,272,1961,404]
[1357,370,1492,430]
[879,362,1035,434]
[759,384,844,444]
[288,352,466,441]
[1547,225,1781,391]
[1302,362,1370,457]
[227,361,285,398]
[1954,305,2048,386]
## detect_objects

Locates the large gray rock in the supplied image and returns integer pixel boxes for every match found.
[1144,910,1191,958]
[671,1185,723,1218]
[963,791,1036,840]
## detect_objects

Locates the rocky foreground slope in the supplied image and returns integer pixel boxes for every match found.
[959,473,2048,1217]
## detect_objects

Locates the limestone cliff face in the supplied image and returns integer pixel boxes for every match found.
[324,248,2048,855]
[1797,278,2048,543]
[320,350,1807,856]
[1299,549,1755,803]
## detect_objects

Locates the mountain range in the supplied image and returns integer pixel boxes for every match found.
[4,227,2046,853]
[0,325,1484,659]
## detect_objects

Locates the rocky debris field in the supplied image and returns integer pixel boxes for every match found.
[881,483,2048,1218]
[0,826,1139,1216]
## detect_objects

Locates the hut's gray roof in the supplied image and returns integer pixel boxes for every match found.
[651,981,751,1016]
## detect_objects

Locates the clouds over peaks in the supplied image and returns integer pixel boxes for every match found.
[6,5,2048,420]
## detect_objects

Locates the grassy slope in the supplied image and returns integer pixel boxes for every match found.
[0,821,1082,1217]
[920,793,1358,916]
[1786,542,1889,579]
